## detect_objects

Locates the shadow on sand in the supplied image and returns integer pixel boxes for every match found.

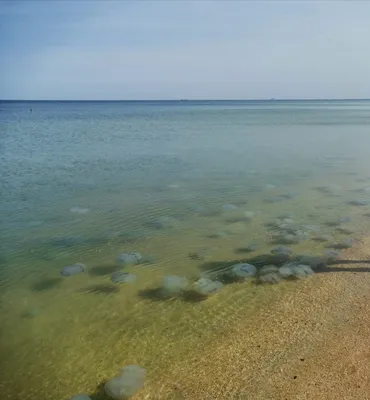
[31,277,63,291]
[88,264,119,277]
[82,284,120,295]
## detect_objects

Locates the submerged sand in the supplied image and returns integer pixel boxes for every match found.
[3,241,370,400]
[2,175,370,400]
[135,240,370,400]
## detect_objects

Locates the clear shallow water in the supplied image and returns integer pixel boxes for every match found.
[1,100,370,399]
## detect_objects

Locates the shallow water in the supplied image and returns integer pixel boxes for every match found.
[1,100,370,399]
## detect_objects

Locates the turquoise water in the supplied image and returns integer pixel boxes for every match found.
[2,100,369,253]
[1,100,370,399]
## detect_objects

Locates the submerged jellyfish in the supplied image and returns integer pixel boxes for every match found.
[295,254,327,269]
[327,238,354,249]
[60,263,86,277]
[270,246,293,263]
[275,232,308,245]
[111,271,136,284]
[193,278,223,296]
[258,272,281,284]
[348,199,369,206]
[313,234,333,242]
[279,262,314,279]
[148,216,178,229]
[116,252,142,265]
[105,365,146,399]
[68,395,91,400]
[259,265,279,275]
[271,246,293,255]
[161,275,189,297]
[228,263,257,279]
[245,243,259,252]
[323,249,341,263]
[224,209,254,223]
[292,264,314,278]
[336,227,355,235]
[243,211,256,220]
[278,264,294,279]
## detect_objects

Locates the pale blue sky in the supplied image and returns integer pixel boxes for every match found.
[1,0,370,100]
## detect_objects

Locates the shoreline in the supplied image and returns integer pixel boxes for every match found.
[130,238,370,400]
[1,176,370,400]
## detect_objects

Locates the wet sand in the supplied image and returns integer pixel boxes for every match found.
[5,241,369,400]
[134,239,370,400]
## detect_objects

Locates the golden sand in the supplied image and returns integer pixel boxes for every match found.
[3,242,370,400]
[134,240,370,400]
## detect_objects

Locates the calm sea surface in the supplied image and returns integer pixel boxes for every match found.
[1,100,370,399]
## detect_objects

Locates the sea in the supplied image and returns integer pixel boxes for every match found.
[1,99,370,399]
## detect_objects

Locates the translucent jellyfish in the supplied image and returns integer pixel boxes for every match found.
[279,262,314,279]
[243,211,256,220]
[228,263,257,279]
[224,209,254,223]
[295,254,327,269]
[68,394,91,400]
[270,246,293,262]
[301,224,321,232]
[245,243,259,252]
[323,249,341,262]
[116,252,142,265]
[348,199,369,206]
[275,232,307,245]
[259,265,279,275]
[60,263,86,277]
[292,264,314,278]
[278,265,294,279]
[271,246,293,255]
[313,234,333,242]
[148,216,178,229]
[258,272,281,284]
[336,227,355,235]
[326,238,354,249]
[162,275,189,297]
[193,278,224,296]
[111,271,137,284]
[105,365,145,399]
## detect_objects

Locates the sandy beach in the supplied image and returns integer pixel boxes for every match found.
[125,238,370,400]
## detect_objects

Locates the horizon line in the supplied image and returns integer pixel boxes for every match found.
[1,98,370,102]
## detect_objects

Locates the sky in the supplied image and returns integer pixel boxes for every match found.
[1,0,370,100]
